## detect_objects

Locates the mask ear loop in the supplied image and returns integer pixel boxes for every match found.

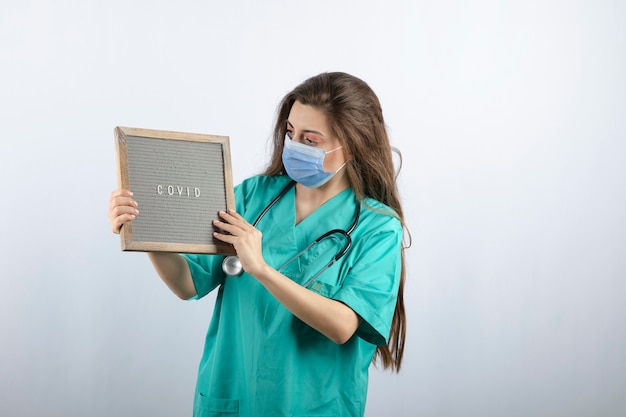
[391,146,413,250]
[391,146,402,180]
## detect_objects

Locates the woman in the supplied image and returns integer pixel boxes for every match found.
[109,72,407,417]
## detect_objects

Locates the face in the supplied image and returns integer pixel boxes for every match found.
[286,101,346,173]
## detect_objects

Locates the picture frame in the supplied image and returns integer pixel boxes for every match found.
[114,126,236,255]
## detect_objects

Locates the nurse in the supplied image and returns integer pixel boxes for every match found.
[108,72,407,417]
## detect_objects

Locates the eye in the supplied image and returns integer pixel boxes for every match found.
[286,129,294,139]
[303,136,317,145]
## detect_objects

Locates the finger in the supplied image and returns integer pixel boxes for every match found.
[111,213,137,234]
[109,205,139,232]
[108,201,139,221]
[108,190,138,234]
[109,189,137,208]
[218,210,250,229]
[110,205,139,218]
[226,209,242,218]
[212,219,239,235]
[213,231,236,244]
[110,189,134,200]
[109,196,138,211]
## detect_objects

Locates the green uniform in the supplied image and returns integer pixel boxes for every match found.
[184,175,402,417]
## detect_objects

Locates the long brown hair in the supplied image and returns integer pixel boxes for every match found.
[265,72,407,372]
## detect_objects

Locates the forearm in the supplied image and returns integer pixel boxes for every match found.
[147,252,197,300]
[253,264,359,344]
[211,209,360,343]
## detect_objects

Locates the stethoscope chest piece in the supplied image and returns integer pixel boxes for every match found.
[222,255,243,276]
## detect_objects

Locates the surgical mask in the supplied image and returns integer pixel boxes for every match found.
[281,134,346,188]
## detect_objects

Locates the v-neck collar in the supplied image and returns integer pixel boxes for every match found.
[290,186,355,229]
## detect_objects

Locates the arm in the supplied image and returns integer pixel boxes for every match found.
[213,209,359,344]
[254,264,360,344]
[147,252,196,300]
[108,190,196,299]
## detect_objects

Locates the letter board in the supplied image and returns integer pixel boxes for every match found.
[114,126,236,254]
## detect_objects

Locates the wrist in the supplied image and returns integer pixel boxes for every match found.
[249,262,273,283]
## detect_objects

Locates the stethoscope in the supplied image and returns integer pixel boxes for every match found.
[221,180,361,288]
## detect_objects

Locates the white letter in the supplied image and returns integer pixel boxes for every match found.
[168,185,174,196]
[195,187,201,197]
[157,185,163,195]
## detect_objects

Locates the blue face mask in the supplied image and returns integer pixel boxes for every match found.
[281,134,346,188]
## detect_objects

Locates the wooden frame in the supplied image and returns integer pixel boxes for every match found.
[114,126,236,254]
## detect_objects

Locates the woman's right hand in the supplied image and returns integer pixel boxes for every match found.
[108,190,139,234]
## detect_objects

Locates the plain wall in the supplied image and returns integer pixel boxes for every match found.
[1,1,625,416]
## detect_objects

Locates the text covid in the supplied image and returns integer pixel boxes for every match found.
[157,185,201,197]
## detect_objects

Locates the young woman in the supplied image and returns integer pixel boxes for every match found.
[108,72,407,417]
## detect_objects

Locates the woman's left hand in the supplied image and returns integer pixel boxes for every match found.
[213,210,267,276]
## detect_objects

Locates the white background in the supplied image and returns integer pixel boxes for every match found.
[1,1,625,416]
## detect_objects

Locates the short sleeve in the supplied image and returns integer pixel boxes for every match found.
[333,218,403,346]
[183,253,226,300]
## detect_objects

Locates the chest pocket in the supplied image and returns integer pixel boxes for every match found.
[308,280,341,298]
[288,233,347,291]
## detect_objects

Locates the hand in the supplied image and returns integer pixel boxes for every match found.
[213,210,267,276]
[108,190,139,234]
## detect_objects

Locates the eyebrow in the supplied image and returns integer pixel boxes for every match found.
[286,121,325,137]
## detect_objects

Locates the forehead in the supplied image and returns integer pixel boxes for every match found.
[287,101,330,133]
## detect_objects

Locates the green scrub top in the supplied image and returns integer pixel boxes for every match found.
[184,175,402,417]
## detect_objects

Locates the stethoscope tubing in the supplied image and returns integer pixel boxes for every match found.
[221,180,360,284]
[252,180,296,228]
